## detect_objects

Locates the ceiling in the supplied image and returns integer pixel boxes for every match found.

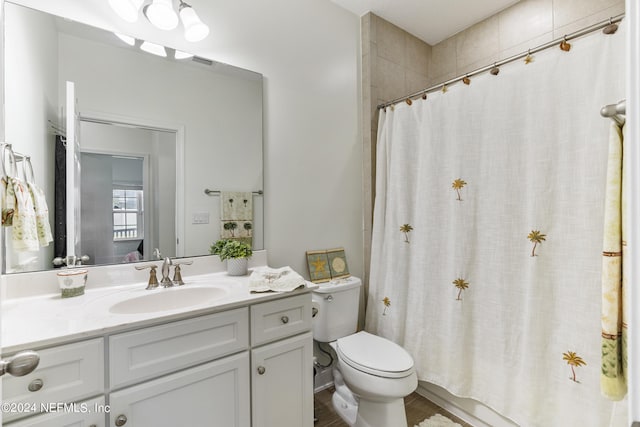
[330,0,520,45]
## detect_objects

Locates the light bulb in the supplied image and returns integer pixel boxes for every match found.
[179,4,210,42]
[144,0,179,31]
[108,0,144,23]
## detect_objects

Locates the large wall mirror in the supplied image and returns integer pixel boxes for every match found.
[2,1,264,273]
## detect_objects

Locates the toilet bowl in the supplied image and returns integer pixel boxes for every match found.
[333,331,417,427]
[312,277,417,427]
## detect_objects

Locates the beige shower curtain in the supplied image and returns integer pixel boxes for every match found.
[366,25,626,427]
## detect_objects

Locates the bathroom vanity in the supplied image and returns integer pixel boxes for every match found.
[1,263,314,427]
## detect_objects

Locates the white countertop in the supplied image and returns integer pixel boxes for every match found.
[2,269,315,354]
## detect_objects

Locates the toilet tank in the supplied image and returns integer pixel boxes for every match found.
[312,276,362,342]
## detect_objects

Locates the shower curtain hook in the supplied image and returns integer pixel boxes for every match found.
[560,36,571,51]
[524,49,534,64]
[603,17,619,35]
[490,63,500,75]
[463,74,471,85]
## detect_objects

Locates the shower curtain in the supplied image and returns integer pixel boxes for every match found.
[366,26,626,427]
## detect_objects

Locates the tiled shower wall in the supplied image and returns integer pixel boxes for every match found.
[361,0,625,293]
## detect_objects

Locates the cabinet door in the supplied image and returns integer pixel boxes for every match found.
[5,396,107,427]
[109,352,249,427]
[251,332,313,427]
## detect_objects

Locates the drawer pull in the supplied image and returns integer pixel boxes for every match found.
[257,366,266,375]
[0,350,40,377]
[28,378,44,392]
[115,414,128,426]
[281,315,289,324]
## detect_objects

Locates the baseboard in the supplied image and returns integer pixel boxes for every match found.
[415,382,517,427]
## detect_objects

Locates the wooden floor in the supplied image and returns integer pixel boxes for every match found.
[314,388,472,427]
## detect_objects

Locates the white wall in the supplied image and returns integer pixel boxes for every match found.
[9,0,363,279]
[4,4,58,271]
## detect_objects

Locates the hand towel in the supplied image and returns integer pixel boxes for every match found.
[2,176,15,226]
[249,266,307,293]
[27,182,53,247]
[220,191,253,245]
[9,177,39,252]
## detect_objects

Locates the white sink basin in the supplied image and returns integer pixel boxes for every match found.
[109,286,228,314]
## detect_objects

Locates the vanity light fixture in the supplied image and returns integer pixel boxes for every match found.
[140,41,167,57]
[143,0,179,31]
[179,0,210,42]
[109,0,144,23]
[110,0,210,42]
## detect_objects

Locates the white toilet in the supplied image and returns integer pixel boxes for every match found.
[312,277,417,427]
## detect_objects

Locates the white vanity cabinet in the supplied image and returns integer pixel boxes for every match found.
[5,397,107,427]
[3,339,105,424]
[250,294,314,427]
[109,353,250,427]
[108,308,250,427]
[3,290,314,427]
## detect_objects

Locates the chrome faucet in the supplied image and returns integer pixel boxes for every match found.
[161,257,173,287]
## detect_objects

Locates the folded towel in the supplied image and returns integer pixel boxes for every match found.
[249,266,307,293]
[27,182,53,247]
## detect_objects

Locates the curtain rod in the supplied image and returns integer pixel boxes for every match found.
[377,13,625,110]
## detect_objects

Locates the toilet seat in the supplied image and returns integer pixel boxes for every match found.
[336,331,414,379]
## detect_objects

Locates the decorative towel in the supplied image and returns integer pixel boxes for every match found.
[249,266,306,293]
[9,177,39,252]
[27,182,53,247]
[600,123,627,400]
[220,191,253,245]
[1,177,15,226]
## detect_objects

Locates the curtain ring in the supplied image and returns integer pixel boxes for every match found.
[560,36,571,51]
[524,49,534,64]
[490,63,500,75]
[463,74,471,85]
[603,18,619,35]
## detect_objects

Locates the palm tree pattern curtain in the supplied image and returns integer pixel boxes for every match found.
[366,26,626,426]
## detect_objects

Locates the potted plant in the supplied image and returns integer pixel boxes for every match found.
[210,239,253,276]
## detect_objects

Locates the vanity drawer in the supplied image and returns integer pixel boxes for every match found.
[251,294,312,346]
[109,307,249,389]
[3,338,105,423]
[5,396,107,427]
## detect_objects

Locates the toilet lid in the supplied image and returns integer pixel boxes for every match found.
[336,331,414,378]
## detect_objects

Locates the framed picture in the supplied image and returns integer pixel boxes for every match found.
[306,250,331,283]
[327,247,350,279]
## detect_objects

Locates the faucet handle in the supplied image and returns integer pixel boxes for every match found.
[171,260,193,286]
[135,264,159,290]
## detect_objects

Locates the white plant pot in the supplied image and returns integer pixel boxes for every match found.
[227,258,248,276]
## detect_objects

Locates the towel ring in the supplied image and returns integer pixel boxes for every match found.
[22,157,35,184]
[0,145,17,180]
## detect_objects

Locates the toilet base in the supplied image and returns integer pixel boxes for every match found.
[354,397,408,427]
[332,389,358,426]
